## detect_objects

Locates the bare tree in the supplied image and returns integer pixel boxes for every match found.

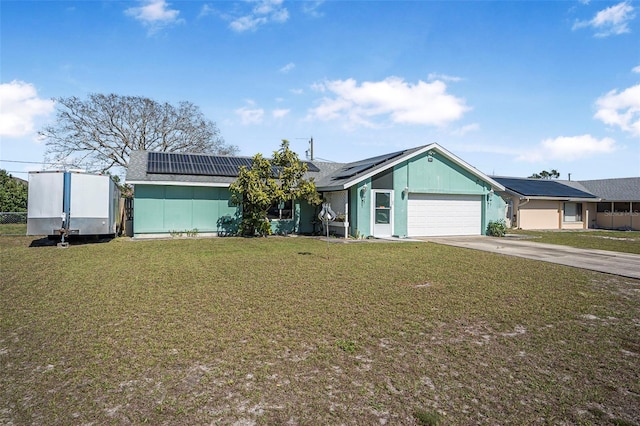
[40,94,238,174]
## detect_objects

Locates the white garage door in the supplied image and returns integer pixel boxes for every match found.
[408,194,482,236]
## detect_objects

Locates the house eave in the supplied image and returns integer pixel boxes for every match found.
[503,193,600,202]
[331,143,505,191]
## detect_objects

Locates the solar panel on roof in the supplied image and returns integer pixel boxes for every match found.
[211,156,232,166]
[147,152,171,174]
[333,164,375,180]
[216,165,238,177]
[191,156,211,175]
[332,150,406,180]
[146,152,320,178]
[228,157,250,167]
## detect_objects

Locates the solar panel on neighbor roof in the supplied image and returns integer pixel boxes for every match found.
[496,177,596,198]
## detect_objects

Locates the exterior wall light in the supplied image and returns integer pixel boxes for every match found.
[360,183,368,199]
[487,189,494,202]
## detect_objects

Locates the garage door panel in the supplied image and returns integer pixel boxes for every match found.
[408,194,481,236]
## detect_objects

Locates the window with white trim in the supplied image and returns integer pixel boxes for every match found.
[563,202,582,222]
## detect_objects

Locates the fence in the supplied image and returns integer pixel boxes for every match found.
[0,212,27,235]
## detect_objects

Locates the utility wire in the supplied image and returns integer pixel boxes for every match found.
[1,159,73,165]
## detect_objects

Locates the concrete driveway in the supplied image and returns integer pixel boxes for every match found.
[418,235,640,280]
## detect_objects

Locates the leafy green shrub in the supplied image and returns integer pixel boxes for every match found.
[487,219,507,237]
[336,339,356,353]
[414,408,441,425]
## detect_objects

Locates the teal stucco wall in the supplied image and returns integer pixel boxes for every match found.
[485,192,508,230]
[349,178,372,237]
[134,185,321,236]
[386,150,497,237]
[269,200,319,235]
[393,151,504,237]
[133,185,238,235]
[340,151,501,238]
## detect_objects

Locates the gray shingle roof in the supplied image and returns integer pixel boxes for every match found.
[126,144,504,193]
[577,177,640,201]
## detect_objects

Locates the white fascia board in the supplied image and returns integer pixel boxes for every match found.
[568,197,601,202]
[126,180,230,188]
[339,143,505,192]
[338,144,437,190]
[317,185,346,192]
[522,196,600,202]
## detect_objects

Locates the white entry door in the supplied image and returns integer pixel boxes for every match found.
[372,190,393,237]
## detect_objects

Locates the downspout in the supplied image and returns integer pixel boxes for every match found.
[517,197,530,229]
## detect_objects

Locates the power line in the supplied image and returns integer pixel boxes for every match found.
[1,159,70,165]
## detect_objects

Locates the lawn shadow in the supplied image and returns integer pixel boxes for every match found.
[29,235,115,248]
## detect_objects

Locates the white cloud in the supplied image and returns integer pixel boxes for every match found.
[279,62,295,73]
[0,80,55,137]
[125,0,182,33]
[235,106,264,124]
[451,123,480,136]
[632,65,640,73]
[229,0,289,32]
[573,1,635,37]
[307,77,470,128]
[302,1,325,18]
[290,88,304,95]
[594,83,640,136]
[517,135,617,162]
[272,108,290,118]
[427,72,462,83]
[199,4,216,19]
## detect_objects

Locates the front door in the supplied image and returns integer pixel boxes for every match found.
[372,190,393,237]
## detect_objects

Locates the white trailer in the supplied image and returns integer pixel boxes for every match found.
[27,171,121,239]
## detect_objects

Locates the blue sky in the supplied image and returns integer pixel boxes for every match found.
[1,0,638,181]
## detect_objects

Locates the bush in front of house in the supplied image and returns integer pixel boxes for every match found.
[487,219,507,237]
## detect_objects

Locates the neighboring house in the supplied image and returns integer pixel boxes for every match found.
[125,143,506,238]
[569,178,640,231]
[494,176,640,231]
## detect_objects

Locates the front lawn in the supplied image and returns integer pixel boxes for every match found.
[507,229,640,254]
[0,223,26,236]
[1,236,638,425]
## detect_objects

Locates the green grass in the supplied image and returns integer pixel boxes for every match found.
[1,236,639,425]
[0,223,26,235]
[507,229,640,254]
